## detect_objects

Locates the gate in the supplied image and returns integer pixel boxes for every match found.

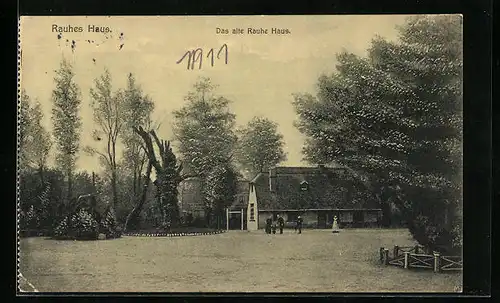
[226,208,245,230]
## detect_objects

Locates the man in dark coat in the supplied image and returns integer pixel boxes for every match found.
[296,215,303,234]
[277,214,285,234]
[265,217,272,234]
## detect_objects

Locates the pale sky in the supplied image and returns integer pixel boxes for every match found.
[19,15,409,174]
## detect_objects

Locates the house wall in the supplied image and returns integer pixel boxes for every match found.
[256,209,382,229]
[257,210,318,229]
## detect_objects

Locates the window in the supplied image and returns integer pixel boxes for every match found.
[287,211,299,222]
[249,203,255,221]
[300,180,309,191]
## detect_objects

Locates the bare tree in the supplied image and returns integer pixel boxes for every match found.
[84,69,124,210]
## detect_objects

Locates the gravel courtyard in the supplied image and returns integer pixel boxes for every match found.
[19,229,462,292]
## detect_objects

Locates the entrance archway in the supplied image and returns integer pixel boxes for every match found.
[225,208,245,230]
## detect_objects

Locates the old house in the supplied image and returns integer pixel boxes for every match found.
[246,165,382,230]
[177,177,249,226]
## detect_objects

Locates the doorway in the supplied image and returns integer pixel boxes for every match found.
[226,208,246,230]
[317,211,327,229]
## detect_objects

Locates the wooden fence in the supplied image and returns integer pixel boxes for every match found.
[380,245,462,272]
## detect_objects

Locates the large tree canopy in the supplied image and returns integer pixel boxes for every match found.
[235,116,287,179]
[293,15,462,252]
[172,77,237,178]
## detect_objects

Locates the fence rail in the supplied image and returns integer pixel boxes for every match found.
[380,245,462,273]
[440,255,463,271]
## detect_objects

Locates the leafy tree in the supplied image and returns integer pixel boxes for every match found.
[51,58,82,201]
[202,164,238,228]
[172,77,237,179]
[25,102,53,184]
[293,15,462,253]
[18,89,32,172]
[85,69,125,210]
[236,116,287,178]
[121,73,155,199]
[19,90,52,183]
[133,127,189,229]
[19,168,66,231]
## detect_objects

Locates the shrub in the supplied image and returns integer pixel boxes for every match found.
[53,216,69,237]
[24,205,39,230]
[70,209,99,240]
[100,208,121,238]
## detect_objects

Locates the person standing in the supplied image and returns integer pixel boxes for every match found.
[277,214,285,234]
[265,216,272,234]
[296,215,303,234]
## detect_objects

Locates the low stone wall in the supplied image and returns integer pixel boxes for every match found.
[123,230,226,237]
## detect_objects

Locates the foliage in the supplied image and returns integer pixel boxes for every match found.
[51,58,82,199]
[22,205,39,230]
[18,89,31,171]
[85,68,125,210]
[53,216,69,237]
[121,73,155,198]
[52,194,121,240]
[156,140,183,226]
[19,90,53,177]
[293,15,462,252]
[235,116,287,178]
[134,126,184,228]
[118,74,156,231]
[19,168,66,231]
[202,164,238,227]
[100,208,121,238]
[172,77,237,179]
[70,209,99,239]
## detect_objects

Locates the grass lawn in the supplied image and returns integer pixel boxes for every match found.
[19,228,462,292]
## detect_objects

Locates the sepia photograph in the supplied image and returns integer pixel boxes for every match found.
[17,15,463,293]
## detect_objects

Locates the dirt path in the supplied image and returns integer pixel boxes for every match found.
[19,229,462,292]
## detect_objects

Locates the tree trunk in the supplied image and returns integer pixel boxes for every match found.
[38,166,45,185]
[67,170,72,202]
[133,170,137,198]
[111,169,118,211]
[124,160,153,231]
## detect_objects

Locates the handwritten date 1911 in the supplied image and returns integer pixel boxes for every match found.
[176,44,228,70]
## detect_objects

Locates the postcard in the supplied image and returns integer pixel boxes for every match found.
[17,15,463,293]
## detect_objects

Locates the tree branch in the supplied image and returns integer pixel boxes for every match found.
[83,146,112,168]
[149,130,166,167]
[133,126,161,172]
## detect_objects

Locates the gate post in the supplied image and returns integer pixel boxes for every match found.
[226,208,229,231]
[240,208,244,230]
[393,245,399,258]
[434,252,441,273]
[404,252,409,269]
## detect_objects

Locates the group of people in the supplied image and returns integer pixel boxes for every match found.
[265,214,303,234]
